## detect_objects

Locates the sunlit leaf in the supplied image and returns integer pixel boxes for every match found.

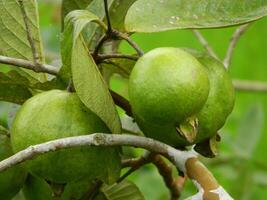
[61,0,93,26]
[60,9,105,82]
[125,0,267,32]
[72,37,121,134]
[61,10,121,134]
[0,0,46,81]
[108,0,137,31]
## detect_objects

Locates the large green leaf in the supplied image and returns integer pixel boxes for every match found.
[125,0,267,32]
[0,0,46,81]
[72,37,121,134]
[60,10,106,82]
[99,180,145,200]
[61,10,121,134]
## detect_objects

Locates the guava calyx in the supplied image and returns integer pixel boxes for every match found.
[176,116,198,143]
[194,133,221,157]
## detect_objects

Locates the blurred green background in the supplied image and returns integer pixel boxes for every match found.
[1,1,267,199]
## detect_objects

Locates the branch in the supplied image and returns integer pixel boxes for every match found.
[114,31,144,56]
[152,154,183,200]
[0,133,233,200]
[122,153,184,199]
[192,30,219,59]
[18,0,40,65]
[109,90,133,116]
[233,79,267,93]
[97,53,139,61]
[118,151,152,182]
[0,55,58,75]
[223,24,250,68]
[104,0,112,33]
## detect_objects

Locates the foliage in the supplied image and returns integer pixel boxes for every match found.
[0,0,267,199]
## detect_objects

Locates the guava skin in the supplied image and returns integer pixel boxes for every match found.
[23,175,94,200]
[195,55,235,141]
[129,47,210,146]
[129,47,210,126]
[0,135,27,200]
[11,90,121,184]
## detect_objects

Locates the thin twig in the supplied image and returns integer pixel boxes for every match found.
[233,79,267,93]
[223,24,250,68]
[102,60,130,76]
[118,151,152,183]
[122,153,184,199]
[93,34,110,57]
[97,53,139,61]
[18,0,40,65]
[152,155,182,200]
[82,180,103,199]
[0,55,58,75]
[104,0,112,33]
[114,31,144,56]
[0,134,232,200]
[192,30,218,59]
[109,90,133,116]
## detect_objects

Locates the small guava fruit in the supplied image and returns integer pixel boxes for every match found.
[0,134,27,200]
[194,54,235,142]
[11,90,121,184]
[129,47,210,146]
[23,175,94,200]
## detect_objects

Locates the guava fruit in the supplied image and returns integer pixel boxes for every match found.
[11,90,121,184]
[195,54,235,142]
[23,175,94,200]
[129,47,210,125]
[129,47,210,146]
[0,134,27,199]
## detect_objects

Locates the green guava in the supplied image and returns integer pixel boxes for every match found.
[23,175,94,200]
[129,47,210,125]
[129,47,210,146]
[195,54,235,141]
[11,90,121,184]
[0,134,27,200]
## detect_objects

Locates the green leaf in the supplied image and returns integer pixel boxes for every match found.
[0,70,64,91]
[72,37,121,134]
[61,10,121,134]
[100,180,145,200]
[0,0,46,81]
[61,0,93,27]
[233,103,264,158]
[108,0,137,31]
[125,0,267,32]
[60,10,106,83]
[0,83,31,105]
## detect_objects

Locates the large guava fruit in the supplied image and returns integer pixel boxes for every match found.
[129,47,210,125]
[11,90,121,184]
[129,47,210,146]
[0,134,27,199]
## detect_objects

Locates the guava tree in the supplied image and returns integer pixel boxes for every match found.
[0,0,267,200]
